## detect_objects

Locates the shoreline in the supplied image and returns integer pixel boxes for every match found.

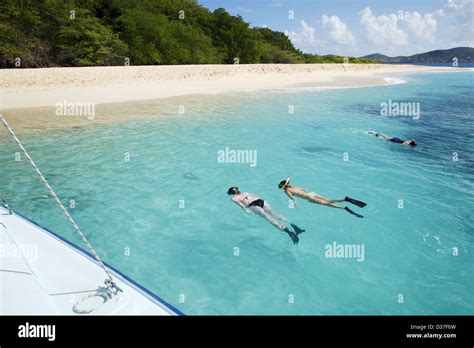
[0,64,459,109]
[0,64,461,136]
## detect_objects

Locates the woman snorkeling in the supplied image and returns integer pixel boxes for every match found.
[277,177,367,218]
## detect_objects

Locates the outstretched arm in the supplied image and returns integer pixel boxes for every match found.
[232,198,251,213]
[368,131,390,140]
[285,190,298,207]
[377,133,391,140]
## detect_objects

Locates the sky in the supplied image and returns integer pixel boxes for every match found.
[199,0,474,57]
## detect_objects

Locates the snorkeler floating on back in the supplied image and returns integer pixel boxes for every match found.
[277,177,367,218]
[367,131,417,147]
[227,186,305,245]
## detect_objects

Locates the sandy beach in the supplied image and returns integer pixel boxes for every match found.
[0,64,458,135]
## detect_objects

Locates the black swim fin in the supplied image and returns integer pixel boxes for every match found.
[345,196,367,208]
[284,228,300,245]
[291,223,305,235]
[344,207,364,218]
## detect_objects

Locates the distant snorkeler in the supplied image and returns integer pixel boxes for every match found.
[277,177,367,218]
[367,131,417,147]
[227,186,305,245]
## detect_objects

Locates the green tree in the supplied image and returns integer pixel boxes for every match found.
[118,9,166,64]
[119,9,221,65]
[0,0,50,67]
[164,21,222,64]
[211,8,261,64]
[0,0,377,67]
[57,8,127,66]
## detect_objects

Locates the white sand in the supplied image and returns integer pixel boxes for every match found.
[0,64,459,135]
[0,64,458,109]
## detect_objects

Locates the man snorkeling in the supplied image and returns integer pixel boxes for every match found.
[367,131,417,147]
[277,177,367,218]
[227,186,305,245]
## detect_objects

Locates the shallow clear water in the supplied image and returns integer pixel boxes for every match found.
[1,71,473,314]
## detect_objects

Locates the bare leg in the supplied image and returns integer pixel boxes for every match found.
[328,199,345,203]
[323,202,363,217]
[306,195,344,208]
[250,206,286,231]
[323,202,345,209]
[262,203,287,221]
[305,195,363,217]
[250,206,302,244]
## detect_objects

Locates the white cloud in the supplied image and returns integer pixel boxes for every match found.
[359,7,407,46]
[284,0,472,57]
[272,0,283,7]
[357,7,441,54]
[436,0,474,46]
[358,2,474,54]
[399,11,437,41]
[285,20,316,46]
[435,0,465,16]
[234,6,255,14]
[444,0,466,10]
[321,15,356,45]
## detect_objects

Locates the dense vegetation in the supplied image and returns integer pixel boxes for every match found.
[0,0,376,68]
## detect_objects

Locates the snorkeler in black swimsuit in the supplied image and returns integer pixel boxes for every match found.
[227,187,305,245]
[388,137,405,144]
[248,199,265,208]
[368,131,417,147]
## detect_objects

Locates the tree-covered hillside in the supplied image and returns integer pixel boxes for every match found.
[362,47,474,64]
[0,0,376,68]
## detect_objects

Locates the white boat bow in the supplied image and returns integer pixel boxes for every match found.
[0,206,183,315]
[0,115,183,316]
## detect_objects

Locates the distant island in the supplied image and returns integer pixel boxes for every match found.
[362,47,474,64]
[0,0,375,68]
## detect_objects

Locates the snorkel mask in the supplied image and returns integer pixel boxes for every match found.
[278,177,290,189]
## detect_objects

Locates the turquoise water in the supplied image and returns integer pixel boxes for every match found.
[1,71,473,315]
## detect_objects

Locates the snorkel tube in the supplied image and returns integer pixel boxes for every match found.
[278,177,291,189]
